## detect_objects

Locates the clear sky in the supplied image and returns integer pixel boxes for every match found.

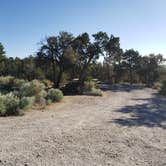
[0,0,166,58]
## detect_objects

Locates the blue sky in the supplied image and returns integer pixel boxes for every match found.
[0,0,166,58]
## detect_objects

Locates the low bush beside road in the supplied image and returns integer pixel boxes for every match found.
[83,88,102,96]
[47,88,64,103]
[0,77,64,116]
[83,79,103,96]
[159,80,166,96]
[0,93,22,116]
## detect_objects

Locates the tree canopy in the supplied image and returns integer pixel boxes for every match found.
[0,32,165,89]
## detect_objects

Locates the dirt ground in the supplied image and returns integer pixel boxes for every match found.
[0,86,166,166]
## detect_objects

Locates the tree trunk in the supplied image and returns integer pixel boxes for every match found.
[55,69,63,88]
[129,67,133,85]
[78,62,88,87]
[52,61,57,87]
[78,69,86,92]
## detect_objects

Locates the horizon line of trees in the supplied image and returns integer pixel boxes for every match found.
[0,31,165,88]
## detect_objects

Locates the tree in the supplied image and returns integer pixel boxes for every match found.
[37,32,76,88]
[104,35,123,83]
[0,43,6,75]
[73,32,108,87]
[0,43,5,58]
[123,49,141,85]
[138,54,164,85]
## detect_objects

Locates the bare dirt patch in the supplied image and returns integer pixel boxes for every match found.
[0,87,166,166]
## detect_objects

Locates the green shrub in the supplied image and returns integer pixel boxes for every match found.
[13,78,26,90]
[19,97,35,110]
[61,81,80,95]
[20,80,47,108]
[4,93,20,116]
[0,93,21,116]
[84,80,96,91]
[0,76,26,93]
[47,99,52,105]
[153,82,162,90]
[0,78,64,116]
[35,90,47,107]
[83,79,102,96]
[47,89,63,102]
[19,80,45,97]
[159,80,166,96]
[42,79,53,88]
[0,94,6,116]
[83,88,102,96]
[0,76,15,92]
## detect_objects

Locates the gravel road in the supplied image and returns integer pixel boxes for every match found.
[0,87,166,166]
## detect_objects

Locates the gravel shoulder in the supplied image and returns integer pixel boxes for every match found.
[0,87,166,166]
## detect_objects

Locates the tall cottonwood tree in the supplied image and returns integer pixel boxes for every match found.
[73,32,108,87]
[104,35,123,83]
[37,32,76,88]
[0,43,6,75]
[138,54,164,85]
[122,49,141,85]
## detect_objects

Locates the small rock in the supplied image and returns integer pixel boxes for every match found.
[36,153,41,158]
[24,163,29,166]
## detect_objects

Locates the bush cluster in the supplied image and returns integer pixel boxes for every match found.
[153,82,162,90]
[61,81,80,95]
[47,89,64,103]
[83,88,102,96]
[83,79,102,96]
[19,97,35,110]
[159,80,166,96]
[84,80,96,91]
[0,76,26,92]
[0,93,21,116]
[19,80,47,106]
[0,77,64,116]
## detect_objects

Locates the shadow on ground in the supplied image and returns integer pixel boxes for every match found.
[101,84,145,92]
[112,94,166,129]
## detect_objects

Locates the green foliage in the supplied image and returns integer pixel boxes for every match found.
[42,79,53,88]
[61,81,80,95]
[0,32,165,115]
[47,99,53,105]
[0,77,64,116]
[158,65,166,82]
[0,76,15,91]
[19,80,45,97]
[0,43,5,57]
[137,54,164,85]
[0,33,165,90]
[37,32,75,88]
[35,90,47,107]
[0,95,6,116]
[0,76,26,93]
[13,78,26,89]
[19,97,35,110]
[0,93,21,116]
[19,80,47,108]
[72,32,106,86]
[47,89,63,102]
[83,88,102,96]
[153,82,162,90]
[83,78,102,96]
[122,49,141,85]
[159,80,166,96]
[84,80,96,91]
